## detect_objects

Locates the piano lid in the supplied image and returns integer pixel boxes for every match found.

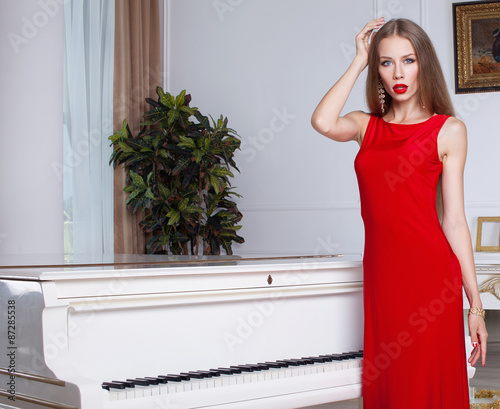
[0,253,362,282]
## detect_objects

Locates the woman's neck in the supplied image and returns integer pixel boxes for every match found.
[384,100,432,124]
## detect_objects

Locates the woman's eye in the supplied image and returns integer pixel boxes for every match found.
[381,60,392,66]
[404,58,415,64]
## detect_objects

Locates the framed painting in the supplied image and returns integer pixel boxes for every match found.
[454,1,500,93]
[476,216,500,252]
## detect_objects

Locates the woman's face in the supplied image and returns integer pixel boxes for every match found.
[377,35,420,105]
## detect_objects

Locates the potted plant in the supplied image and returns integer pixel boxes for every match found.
[109,87,244,255]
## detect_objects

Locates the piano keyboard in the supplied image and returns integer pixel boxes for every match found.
[102,351,363,407]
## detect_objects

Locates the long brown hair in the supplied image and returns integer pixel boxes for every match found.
[366,18,455,118]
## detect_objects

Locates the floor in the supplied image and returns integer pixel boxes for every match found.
[306,341,500,409]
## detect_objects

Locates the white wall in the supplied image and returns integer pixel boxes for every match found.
[167,0,500,256]
[0,0,64,254]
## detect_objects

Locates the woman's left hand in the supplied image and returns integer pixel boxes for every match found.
[468,314,488,367]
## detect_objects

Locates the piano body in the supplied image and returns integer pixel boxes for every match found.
[0,254,364,409]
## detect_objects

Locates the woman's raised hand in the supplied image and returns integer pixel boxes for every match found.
[354,18,385,67]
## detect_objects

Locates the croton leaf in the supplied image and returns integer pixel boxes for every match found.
[118,141,136,153]
[209,174,223,193]
[178,135,196,150]
[159,183,170,200]
[178,105,196,117]
[157,87,175,108]
[211,166,234,178]
[129,171,147,189]
[172,156,191,175]
[193,149,204,163]
[167,209,181,225]
[176,90,186,107]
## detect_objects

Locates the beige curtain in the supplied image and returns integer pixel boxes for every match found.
[113,0,161,254]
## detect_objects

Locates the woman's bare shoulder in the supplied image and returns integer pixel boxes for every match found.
[440,116,467,144]
[438,116,467,159]
[441,116,467,133]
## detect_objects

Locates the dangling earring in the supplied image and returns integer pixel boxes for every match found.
[378,79,386,114]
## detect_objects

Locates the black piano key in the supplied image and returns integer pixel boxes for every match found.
[216,367,242,374]
[230,365,253,372]
[321,354,345,361]
[158,375,185,382]
[173,373,191,381]
[136,377,159,385]
[102,382,126,390]
[318,356,334,362]
[206,369,223,376]
[190,371,212,378]
[281,359,307,366]
[181,372,203,379]
[295,358,314,365]
[126,378,150,386]
[277,360,300,366]
[212,368,233,375]
[241,364,261,371]
[145,376,168,384]
[112,380,135,388]
[253,363,270,370]
[264,361,288,368]
[302,356,330,363]
[348,351,363,358]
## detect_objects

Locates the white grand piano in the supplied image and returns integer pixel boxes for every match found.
[0,254,365,409]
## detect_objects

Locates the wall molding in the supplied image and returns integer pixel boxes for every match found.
[163,0,171,91]
[239,202,361,212]
[238,200,500,213]
[466,201,500,209]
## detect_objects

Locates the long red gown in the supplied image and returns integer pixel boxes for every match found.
[354,114,469,408]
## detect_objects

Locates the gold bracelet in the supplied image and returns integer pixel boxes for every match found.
[469,307,486,318]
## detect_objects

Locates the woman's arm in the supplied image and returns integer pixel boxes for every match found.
[439,117,488,367]
[311,18,384,143]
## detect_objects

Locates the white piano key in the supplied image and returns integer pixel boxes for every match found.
[167,383,180,393]
[108,391,119,401]
[117,390,128,400]
[217,374,233,386]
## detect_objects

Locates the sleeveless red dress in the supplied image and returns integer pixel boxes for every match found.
[354,115,469,408]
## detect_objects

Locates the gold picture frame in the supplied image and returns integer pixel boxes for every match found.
[453,1,500,93]
[476,217,500,252]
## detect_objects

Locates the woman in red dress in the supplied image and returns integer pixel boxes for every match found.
[311,18,488,408]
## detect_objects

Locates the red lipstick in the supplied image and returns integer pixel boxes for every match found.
[393,84,408,94]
